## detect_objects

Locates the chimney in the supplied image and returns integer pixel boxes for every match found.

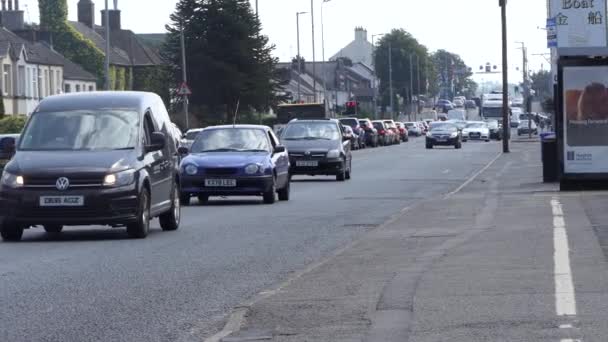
[355,27,367,42]
[77,0,95,28]
[101,9,121,30]
[0,0,24,31]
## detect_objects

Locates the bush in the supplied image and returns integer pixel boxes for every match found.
[0,116,27,134]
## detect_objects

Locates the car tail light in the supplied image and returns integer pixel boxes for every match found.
[379,130,385,135]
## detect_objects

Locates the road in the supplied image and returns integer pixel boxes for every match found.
[0,137,503,342]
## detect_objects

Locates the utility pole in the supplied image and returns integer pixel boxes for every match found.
[310,0,317,102]
[389,40,394,119]
[104,0,111,90]
[371,34,383,120]
[409,54,414,121]
[321,0,331,115]
[296,11,307,103]
[500,0,509,153]
[180,22,189,129]
[416,54,421,121]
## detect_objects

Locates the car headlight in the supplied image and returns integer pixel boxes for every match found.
[184,164,198,176]
[244,163,262,175]
[326,149,341,159]
[450,132,458,138]
[103,169,136,187]
[1,171,23,188]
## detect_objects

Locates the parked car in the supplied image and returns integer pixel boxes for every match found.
[394,122,409,142]
[0,92,182,241]
[453,99,465,108]
[436,99,454,113]
[181,128,204,149]
[517,120,538,136]
[339,118,365,149]
[485,120,503,140]
[462,122,491,142]
[418,121,429,135]
[281,119,352,181]
[383,120,401,145]
[372,120,391,146]
[465,100,477,109]
[179,125,290,205]
[405,122,422,137]
[358,119,379,147]
[426,122,462,149]
[343,125,360,150]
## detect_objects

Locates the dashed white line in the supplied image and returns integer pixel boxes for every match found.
[551,198,577,317]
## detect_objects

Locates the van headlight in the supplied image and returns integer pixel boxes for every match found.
[103,169,135,187]
[1,171,23,188]
[244,164,262,175]
[326,149,341,159]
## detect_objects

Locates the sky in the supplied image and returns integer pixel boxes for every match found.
[24,0,550,84]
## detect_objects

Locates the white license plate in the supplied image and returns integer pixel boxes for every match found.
[205,179,237,187]
[296,160,319,167]
[39,196,84,207]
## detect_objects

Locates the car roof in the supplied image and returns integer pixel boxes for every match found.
[35,91,162,113]
[204,124,270,131]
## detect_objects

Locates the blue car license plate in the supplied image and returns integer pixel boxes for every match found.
[205,179,237,187]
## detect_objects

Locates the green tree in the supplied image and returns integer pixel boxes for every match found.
[163,0,285,123]
[530,70,552,100]
[374,29,430,113]
[430,50,476,99]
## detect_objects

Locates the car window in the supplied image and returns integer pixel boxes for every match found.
[190,128,270,153]
[339,119,358,128]
[465,123,486,128]
[20,110,140,151]
[185,130,201,140]
[281,122,341,141]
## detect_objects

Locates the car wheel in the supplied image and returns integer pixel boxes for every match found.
[127,188,150,239]
[336,161,346,182]
[485,139,490,142]
[198,195,209,205]
[455,141,462,149]
[278,180,290,201]
[160,186,180,231]
[263,179,276,204]
[44,225,63,233]
[426,142,433,149]
[1,220,24,242]
[180,192,191,206]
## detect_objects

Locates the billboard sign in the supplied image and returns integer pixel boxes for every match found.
[562,65,608,173]
[547,18,558,48]
[550,0,607,48]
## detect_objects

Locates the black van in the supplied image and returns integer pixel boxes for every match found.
[0,92,181,241]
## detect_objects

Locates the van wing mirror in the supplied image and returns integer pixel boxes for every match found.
[146,132,166,153]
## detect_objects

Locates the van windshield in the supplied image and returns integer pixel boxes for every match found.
[20,110,140,151]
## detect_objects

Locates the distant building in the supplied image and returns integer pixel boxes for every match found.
[330,27,374,68]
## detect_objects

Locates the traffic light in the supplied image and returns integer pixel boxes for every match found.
[344,101,357,115]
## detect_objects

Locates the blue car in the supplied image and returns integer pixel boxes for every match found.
[179,125,290,205]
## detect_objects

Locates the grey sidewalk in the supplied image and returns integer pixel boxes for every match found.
[216,141,608,342]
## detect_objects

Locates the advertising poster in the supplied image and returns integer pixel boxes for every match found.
[563,66,608,173]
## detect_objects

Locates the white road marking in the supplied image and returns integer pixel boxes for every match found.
[444,152,502,198]
[559,324,573,329]
[442,169,450,174]
[551,198,577,317]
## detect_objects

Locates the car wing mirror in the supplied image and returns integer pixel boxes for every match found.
[146,132,166,153]
[274,145,286,153]
[178,146,189,155]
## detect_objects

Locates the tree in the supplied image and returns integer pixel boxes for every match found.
[163,0,284,124]
[530,70,552,100]
[374,29,430,114]
[430,50,476,99]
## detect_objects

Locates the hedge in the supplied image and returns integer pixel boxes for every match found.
[0,116,27,134]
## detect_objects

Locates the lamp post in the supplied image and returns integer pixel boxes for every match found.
[500,0,509,153]
[321,0,331,115]
[310,0,317,102]
[104,0,110,90]
[372,33,383,119]
[296,11,308,102]
[388,40,394,119]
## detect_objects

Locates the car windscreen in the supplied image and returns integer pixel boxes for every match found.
[483,107,503,118]
[339,119,358,128]
[372,122,384,130]
[405,123,415,127]
[185,130,201,140]
[383,121,395,128]
[191,128,270,153]
[281,122,340,141]
[430,123,457,132]
[19,110,139,151]
[465,123,486,128]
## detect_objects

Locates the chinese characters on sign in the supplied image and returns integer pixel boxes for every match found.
[550,0,607,48]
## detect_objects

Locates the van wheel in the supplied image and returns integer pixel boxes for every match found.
[160,186,180,231]
[1,220,23,242]
[278,181,290,201]
[44,225,63,233]
[127,188,150,239]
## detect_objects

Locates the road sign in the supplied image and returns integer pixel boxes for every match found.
[547,18,558,48]
[550,0,607,48]
[177,82,192,96]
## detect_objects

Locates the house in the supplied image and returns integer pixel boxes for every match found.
[330,27,374,67]
[0,1,97,115]
[69,0,164,90]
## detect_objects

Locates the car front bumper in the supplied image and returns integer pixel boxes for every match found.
[289,158,344,176]
[464,132,489,140]
[0,184,139,226]
[427,136,459,146]
[181,175,275,196]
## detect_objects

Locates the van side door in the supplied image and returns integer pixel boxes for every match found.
[142,112,168,211]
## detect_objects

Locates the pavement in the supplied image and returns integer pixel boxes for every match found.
[0,136,500,342]
[217,136,608,342]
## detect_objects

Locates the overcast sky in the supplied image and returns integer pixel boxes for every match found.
[24,0,549,83]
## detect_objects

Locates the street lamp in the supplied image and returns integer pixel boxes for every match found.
[310,0,317,102]
[321,0,331,114]
[371,34,384,119]
[296,11,308,102]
